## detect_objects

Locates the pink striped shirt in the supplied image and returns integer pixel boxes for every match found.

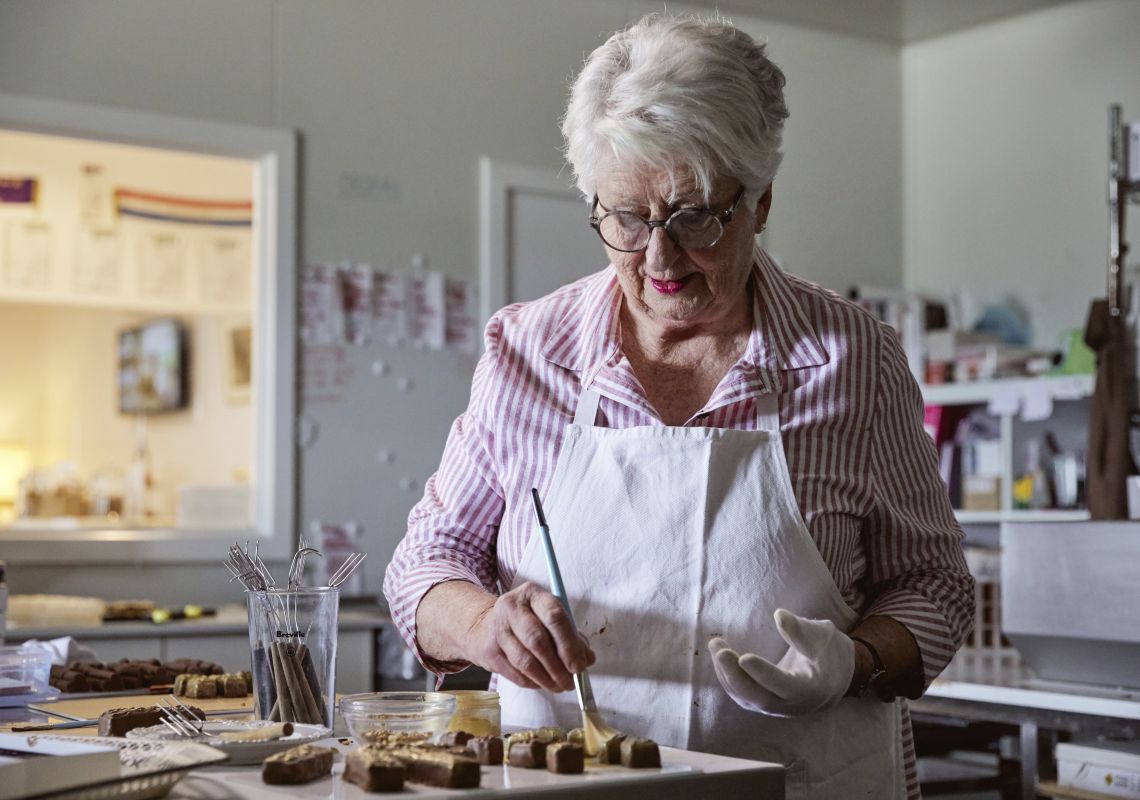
[384,249,974,797]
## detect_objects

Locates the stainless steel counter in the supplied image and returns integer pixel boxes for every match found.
[914,657,1140,800]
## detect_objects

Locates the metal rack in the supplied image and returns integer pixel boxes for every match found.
[1107,104,1140,316]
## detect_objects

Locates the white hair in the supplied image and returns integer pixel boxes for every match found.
[562,13,789,203]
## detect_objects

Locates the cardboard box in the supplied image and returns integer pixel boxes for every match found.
[1056,740,1140,798]
[961,474,1001,511]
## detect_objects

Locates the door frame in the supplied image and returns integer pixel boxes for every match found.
[478,157,585,330]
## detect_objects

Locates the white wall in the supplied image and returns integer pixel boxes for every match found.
[903,0,1140,348]
[0,0,902,598]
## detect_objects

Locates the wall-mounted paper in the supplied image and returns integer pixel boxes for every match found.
[134,227,186,301]
[0,176,38,206]
[300,263,339,346]
[407,271,445,350]
[198,232,252,307]
[371,268,407,345]
[73,227,122,295]
[445,277,477,353]
[4,220,53,290]
[341,263,373,346]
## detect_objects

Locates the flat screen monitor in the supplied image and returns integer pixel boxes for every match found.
[118,318,189,414]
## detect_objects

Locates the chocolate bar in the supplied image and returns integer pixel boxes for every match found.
[49,658,225,693]
[173,672,250,699]
[343,746,406,792]
[438,730,474,747]
[535,726,565,742]
[546,742,585,774]
[220,673,248,697]
[183,675,218,699]
[97,704,205,737]
[359,730,431,746]
[467,735,504,765]
[598,734,626,765]
[620,737,661,768]
[508,740,548,768]
[385,746,481,789]
[262,744,335,785]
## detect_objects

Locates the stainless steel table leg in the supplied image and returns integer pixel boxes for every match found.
[1020,721,1039,800]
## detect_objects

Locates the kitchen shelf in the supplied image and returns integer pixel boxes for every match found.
[922,375,1095,526]
[954,509,1092,525]
[920,375,1094,407]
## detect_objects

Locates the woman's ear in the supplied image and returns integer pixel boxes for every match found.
[754,184,773,233]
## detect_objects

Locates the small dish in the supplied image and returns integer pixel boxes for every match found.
[126,719,328,765]
[339,691,457,742]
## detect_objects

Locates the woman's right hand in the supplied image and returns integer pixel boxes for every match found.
[464,581,596,692]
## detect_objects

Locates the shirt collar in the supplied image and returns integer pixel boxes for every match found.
[540,246,829,382]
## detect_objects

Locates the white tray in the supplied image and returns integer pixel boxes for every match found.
[0,732,227,800]
[127,720,328,766]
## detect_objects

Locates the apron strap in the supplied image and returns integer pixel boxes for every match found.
[574,388,602,427]
[576,388,779,429]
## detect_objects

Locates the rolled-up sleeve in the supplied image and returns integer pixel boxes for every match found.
[382,319,508,676]
[862,326,976,694]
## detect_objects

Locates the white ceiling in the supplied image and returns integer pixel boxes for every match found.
[697,0,1077,43]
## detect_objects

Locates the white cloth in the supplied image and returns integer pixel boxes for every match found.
[498,388,905,800]
[18,636,99,666]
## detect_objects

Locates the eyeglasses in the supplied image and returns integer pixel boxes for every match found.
[589,185,746,252]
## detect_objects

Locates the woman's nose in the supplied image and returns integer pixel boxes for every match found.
[643,224,680,269]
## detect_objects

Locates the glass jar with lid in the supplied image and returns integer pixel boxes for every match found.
[444,689,501,737]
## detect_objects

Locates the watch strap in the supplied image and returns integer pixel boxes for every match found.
[850,636,889,699]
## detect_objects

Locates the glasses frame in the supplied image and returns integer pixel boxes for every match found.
[588,185,747,253]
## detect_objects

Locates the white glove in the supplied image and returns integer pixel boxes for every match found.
[709,608,855,717]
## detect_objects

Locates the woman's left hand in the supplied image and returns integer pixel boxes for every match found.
[709,608,854,717]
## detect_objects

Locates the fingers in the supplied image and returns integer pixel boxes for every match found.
[477,582,594,693]
[774,609,840,661]
[708,637,732,657]
[713,647,782,711]
[507,596,573,691]
[528,589,593,674]
[737,652,803,700]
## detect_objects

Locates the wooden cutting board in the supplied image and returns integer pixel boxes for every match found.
[15,693,256,736]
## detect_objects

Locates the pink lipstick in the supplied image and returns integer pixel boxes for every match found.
[650,276,688,294]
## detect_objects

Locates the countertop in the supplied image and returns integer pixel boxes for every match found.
[923,657,1140,721]
[0,692,785,799]
[5,605,389,640]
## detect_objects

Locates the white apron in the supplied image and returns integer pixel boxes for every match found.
[499,387,906,800]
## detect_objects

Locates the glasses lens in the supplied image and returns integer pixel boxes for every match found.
[668,210,722,249]
[598,212,650,252]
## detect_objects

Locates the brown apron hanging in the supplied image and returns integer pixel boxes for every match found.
[1084,299,1134,518]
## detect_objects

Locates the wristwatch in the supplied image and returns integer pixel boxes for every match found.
[850,636,889,700]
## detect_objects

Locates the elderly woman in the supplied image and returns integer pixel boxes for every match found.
[385,13,973,799]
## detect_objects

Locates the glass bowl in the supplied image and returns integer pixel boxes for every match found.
[339,691,457,743]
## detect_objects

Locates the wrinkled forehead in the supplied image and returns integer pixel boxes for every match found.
[595,157,731,206]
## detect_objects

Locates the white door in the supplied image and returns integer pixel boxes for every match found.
[479,158,605,326]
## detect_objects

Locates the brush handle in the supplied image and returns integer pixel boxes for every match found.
[530,488,596,713]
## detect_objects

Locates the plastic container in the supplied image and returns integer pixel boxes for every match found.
[445,689,501,737]
[0,644,57,706]
[339,691,457,742]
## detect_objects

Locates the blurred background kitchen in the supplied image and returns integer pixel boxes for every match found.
[2,2,1140,797]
